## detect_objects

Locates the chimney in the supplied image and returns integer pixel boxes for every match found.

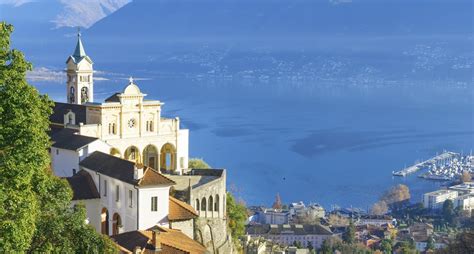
[151,229,161,252]
[134,163,144,180]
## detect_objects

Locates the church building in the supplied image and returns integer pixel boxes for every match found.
[48,32,232,253]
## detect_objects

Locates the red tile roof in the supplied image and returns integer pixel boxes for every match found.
[168,196,198,221]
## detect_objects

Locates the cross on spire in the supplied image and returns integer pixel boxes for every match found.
[73,27,86,58]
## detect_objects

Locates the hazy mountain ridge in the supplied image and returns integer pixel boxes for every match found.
[0,0,131,28]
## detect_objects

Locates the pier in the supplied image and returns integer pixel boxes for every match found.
[392,152,459,177]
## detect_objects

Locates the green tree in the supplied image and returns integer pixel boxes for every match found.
[343,221,356,245]
[425,236,435,251]
[188,158,211,169]
[380,238,392,254]
[442,199,455,225]
[320,239,332,254]
[0,22,116,252]
[226,192,247,241]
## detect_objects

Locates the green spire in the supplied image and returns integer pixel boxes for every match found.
[73,28,86,58]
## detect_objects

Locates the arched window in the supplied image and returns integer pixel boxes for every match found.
[81,87,89,103]
[112,213,122,235]
[69,86,75,103]
[196,199,200,211]
[101,207,109,235]
[125,146,140,163]
[201,197,206,211]
[208,196,213,211]
[108,123,117,135]
[215,194,220,212]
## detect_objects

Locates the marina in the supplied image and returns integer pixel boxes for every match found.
[392,151,470,178]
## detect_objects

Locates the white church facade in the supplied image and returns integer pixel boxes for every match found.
[48,33,232,253]
[52,32,188,177]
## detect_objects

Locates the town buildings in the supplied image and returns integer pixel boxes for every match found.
[49,32,231,253]
[422,182,474,215]
[246,224,334,249]
[422,189,459,210]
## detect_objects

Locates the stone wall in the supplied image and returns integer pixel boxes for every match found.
[195,217,233,254]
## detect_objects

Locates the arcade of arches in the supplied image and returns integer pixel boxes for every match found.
[196,194,221,218]
[101,208,123,236]
[110,143,177,172]
[101,208,109,235]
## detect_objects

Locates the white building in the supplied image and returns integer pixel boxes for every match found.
[51,33,189,176]
[449,182,474,195]
[356,215,393,227]
[453,193,474,215]
[66,151,200,237]
[49,32,229,253]
[289,201,306,218]
[50,128,110,177]
[246,224,334,249]
[258,209,290,225]
[422,189,458,210]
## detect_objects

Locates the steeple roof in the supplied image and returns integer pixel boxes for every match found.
[73,32,86,58]
[67,29,92,64]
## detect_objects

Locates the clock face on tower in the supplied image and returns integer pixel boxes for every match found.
[128,118,136,128]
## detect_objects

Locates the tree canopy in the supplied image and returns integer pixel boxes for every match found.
[0,22,116,252]
[188,158,211,169]
[226,192,247,242]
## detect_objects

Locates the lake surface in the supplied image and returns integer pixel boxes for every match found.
[35,73,474,210]
[19,27,472,210]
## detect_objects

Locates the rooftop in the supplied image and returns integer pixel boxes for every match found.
[50,102,87,125]
[246,224,333,236]
[80,151,175,187]
[425,189,458,196]
[50,128,98,151]
[168,196,198,221]
[449,182,474,191]
[65,170,100,200]
[167,169,225,191]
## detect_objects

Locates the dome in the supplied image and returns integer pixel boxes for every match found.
[123,77,142,95]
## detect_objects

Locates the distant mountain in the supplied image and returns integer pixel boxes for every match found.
[88,0,472,41]
[0,0,131,29]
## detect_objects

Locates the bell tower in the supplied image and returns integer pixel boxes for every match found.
[66,29,93,104]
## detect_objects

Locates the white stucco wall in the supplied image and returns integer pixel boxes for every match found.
[72,199,101,233]
[51,139,110,177]
[51,148,79,177]
[81,167,171,235]
[83,168,139,234]
[138,186,170,230]
[177,129,189,171]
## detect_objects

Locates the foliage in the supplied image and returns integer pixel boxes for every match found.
[343,221,356,245]
[460,170,471,183]
[397,240,418,254]
[425,236,435,251]
[371,200,389,215]
[380,238,392,254]
[0,22,116,253]
[320,236,372,254]
[272,193,282,209]
[226,192,247,242]
[381,184,411,207]
[435,231,474,254]
[442,199,454,225]
[188,158,211,169]
[292,240,302,248]
[328,213,350,226]
[320,239,332,254]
